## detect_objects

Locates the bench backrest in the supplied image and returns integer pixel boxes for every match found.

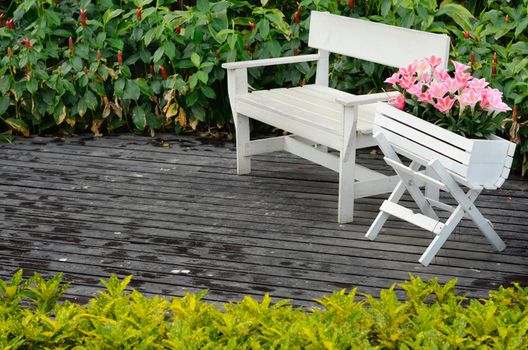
[373,103,515,189]
[308,11,450,69]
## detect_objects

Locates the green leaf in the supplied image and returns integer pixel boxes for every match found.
[114,78,126,98]
[132,105,146,131]
[381,0,392,17]
[268,40,282,57]
[106,38,124,51]
[196,0,209,12]
[196,71,208,84]
[0,96,10,115]
[191,105,206,121]
[135,78,154,97]
[84,90,99,111]
[0,76,11,95]
[163,41,176,60]
[201,85,216,99]
[436,2,474,32]
[5,118,30,137]
[123,80,141,100]
[191,52,201,68]
[153,47,164,63]
[26,79,38,95]
[72,57,83,71]
[103,9,124,25]
[259,19,270,39]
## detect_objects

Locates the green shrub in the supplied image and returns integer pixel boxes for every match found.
[1,270,528,349]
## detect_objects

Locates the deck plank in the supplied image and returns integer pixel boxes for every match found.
[0,134,527,307]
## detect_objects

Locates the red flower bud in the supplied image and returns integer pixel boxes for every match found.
[68,36,74,51]
[6,18,14,30]
[348,0,355,9]
[463,31,470,39]
[83,66,88,75]
[244,43,249,50]
[505,14,509,23]
[159,65,168,80]
[175,25,181,34]
[97,50,102,61]
[493,52,497,63]
[55,0,60,4]
[470,51,476,64]
[293,47,299,56]
[136,7,142,21]
[117,50,123,66]
[149,64,155,76]
[512,105,518,121]
[249,21,255,31]
[24,38,31,49]
[0,13,3,28]
[294,11,300,24]
[491,62,496,75]
[7,47,13,57]
[215,50,220,59]
[80,9,87,28]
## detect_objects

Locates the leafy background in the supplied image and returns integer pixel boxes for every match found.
[0,0,527,171]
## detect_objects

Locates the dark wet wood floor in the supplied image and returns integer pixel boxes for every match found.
[1,134,527,306]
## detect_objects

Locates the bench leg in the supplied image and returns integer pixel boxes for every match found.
[338,152,355,224]
[234,114,251,175]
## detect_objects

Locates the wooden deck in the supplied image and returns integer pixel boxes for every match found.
[1,135,527,306]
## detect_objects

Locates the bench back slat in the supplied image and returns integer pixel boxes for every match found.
[308,11,450,69]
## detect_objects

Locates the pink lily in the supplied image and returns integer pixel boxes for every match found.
[426,55,443,69]
[384,72,400,85]
[434,96,455,113]
[427,81,449,99]
[388,93,406,110]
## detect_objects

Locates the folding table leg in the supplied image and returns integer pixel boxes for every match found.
[429,160,506,252]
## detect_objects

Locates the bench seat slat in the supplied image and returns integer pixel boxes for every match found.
[238,92,341,134]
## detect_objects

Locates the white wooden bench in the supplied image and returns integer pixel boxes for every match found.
[366,103,516,266]
[222,11,450,223]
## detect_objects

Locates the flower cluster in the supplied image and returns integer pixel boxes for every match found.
[384,56,511,137]
[386,56,511,116]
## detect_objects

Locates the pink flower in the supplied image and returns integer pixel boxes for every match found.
[457,88,482,112]
[434,96,455,113]
[407,81,424,96]
[427,81,449,99]
[434,68,449,82]
[399,63,417,78]
[388,93,406,110]
[399,74,417,89]
[445,77,465,94]
[453,61,470,73]
[417,91,433,103]
[384,72,400,85]
[483,88,511,114]
[454,70,471,88]
[426,55,443,69]
[468,78,488,92]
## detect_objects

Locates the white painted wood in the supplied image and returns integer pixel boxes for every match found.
[236,99,343,150]
[429,159,506,251]
[222,54,319,70]
[224,11,452,222]
[227,68,251,174]
[336,91,400,107]
[283,136,340,172]
[384,158,447,191]
[308,11,450,69]
[380,201,444,234]
[315,49,329,86]
[337,105,358,223]
[369,104,511,265]
[244,136,286,156]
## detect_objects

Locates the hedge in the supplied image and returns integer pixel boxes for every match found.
[1,271,528,349]
[0,0,527,171]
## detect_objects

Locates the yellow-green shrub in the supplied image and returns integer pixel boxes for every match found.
[1,270,527,349]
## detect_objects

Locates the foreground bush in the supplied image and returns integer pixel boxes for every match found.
[1,271,527,349]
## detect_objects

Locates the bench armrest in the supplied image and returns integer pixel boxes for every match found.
[336,91,400,107]
[222,54,319,70]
